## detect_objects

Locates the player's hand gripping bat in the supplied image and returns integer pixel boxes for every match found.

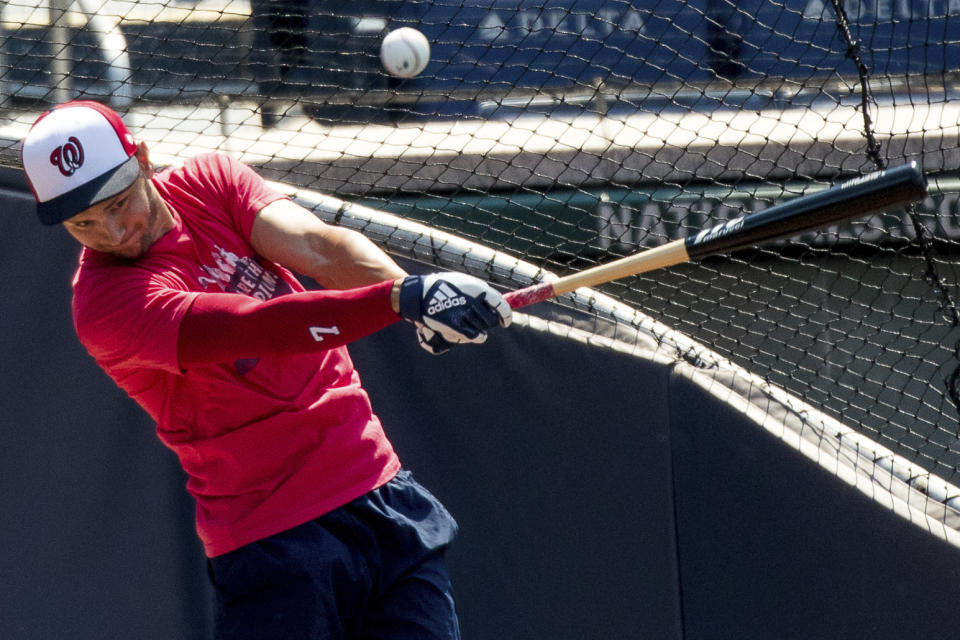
[503,162,928,309]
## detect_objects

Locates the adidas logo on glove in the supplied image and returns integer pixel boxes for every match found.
[397,272,512,355]
[426,282,467,316]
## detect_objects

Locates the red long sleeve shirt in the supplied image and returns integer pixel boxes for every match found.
[72,153,401,556]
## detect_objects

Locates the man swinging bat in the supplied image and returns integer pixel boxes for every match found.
[21,100,511,640]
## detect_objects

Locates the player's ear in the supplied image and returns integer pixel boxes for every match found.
[135,141,153,177]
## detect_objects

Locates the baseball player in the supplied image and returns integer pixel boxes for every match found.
[21,100,512,639]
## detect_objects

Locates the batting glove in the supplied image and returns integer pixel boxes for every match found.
[416,326,454,355]
[398,273,512,348]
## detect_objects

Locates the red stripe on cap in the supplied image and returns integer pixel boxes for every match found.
[60,100,138,156]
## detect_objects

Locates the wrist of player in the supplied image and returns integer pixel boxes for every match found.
[391,277,404,314]
[396,272,512,344]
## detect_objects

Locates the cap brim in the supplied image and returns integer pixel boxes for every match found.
[36,154,141,226]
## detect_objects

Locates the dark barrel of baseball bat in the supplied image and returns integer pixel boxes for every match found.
[684,160,927,259]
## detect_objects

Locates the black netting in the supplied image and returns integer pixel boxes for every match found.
[2,0,959,481]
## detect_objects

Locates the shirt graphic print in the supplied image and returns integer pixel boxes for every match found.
[199,245,292,300]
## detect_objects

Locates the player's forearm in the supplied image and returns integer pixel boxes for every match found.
[309,226,407,289]
[177,280,400,368]
[251,199,407,289]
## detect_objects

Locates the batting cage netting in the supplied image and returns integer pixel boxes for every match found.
[2,0,960,527]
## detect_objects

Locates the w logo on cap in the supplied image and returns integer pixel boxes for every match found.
[49,136,85,176]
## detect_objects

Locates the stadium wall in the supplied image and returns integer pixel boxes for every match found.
[2,169,960,639]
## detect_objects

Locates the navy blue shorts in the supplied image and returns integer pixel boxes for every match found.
[207,470,460,640]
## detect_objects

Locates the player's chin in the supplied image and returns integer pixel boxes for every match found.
[105,236,150,259]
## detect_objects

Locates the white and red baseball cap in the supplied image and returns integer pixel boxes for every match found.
[21,100,140,226]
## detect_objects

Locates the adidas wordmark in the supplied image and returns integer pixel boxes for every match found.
[427,283,468,316]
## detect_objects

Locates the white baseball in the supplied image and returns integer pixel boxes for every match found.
[380,28,431,79]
